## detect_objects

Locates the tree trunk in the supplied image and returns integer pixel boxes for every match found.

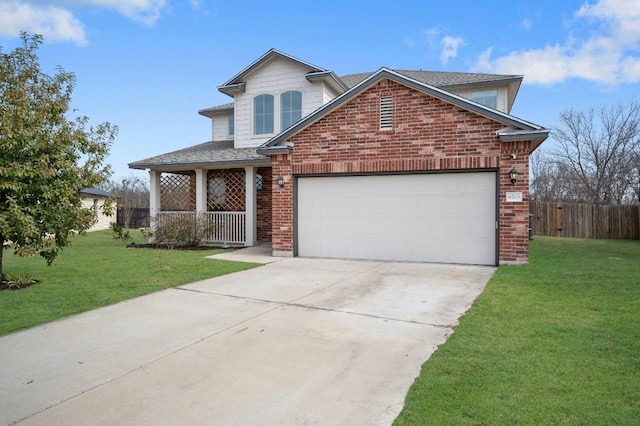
[0,236,4,280]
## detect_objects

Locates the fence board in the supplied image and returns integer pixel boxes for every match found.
[117,207,150,228]
[530,201,640,240]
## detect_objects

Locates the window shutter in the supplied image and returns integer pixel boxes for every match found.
[380,96,393,130]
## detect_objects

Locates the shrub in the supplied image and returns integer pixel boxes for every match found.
[152,212,212,248]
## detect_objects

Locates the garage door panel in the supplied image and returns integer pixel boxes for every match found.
[297,173,496,265]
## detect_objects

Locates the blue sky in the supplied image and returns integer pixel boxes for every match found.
[1,0,639,181]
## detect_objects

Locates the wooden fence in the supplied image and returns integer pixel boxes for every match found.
[117,207,150,229]
[530,201,640,240]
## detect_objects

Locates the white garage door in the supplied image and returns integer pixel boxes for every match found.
[296,172,497,265]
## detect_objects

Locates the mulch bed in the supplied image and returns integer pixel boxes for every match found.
[126,242,236,251]
[0,278,40,291]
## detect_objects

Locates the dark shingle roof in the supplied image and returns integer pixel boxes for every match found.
[198,102,234,117]
[81,188,110,198]
[128,140,269,170]
[340,70,522,89]
[200,70,522,113]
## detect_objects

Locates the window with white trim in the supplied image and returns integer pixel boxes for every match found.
[228,116,234,136]
[380,96,393,130]
[254,94,274,135]
[281,90,302,130]
[471,90,498,109]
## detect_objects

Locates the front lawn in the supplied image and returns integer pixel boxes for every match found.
[396,236,640,425]
[0,230,259,336]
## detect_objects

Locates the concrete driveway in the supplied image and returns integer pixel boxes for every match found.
[0,252,494,425]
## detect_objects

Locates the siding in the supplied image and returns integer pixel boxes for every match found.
[81,197,115,232]
[212,112,233,141]
[234,57,326,148]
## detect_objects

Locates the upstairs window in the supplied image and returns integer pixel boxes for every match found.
[471,90,498,109]
[281,90,302,130]
[380,96,393,130]
[228,116,234,136]
[254,94,274,135]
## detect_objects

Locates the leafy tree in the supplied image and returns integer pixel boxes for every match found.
[0,33,117,280]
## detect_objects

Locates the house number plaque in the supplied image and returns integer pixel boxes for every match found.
[506,192,523,202]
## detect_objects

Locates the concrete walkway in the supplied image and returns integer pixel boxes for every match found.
[0,254,495,425]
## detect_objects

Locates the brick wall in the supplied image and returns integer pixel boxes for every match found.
[269,78,532,263]
[271,154,293,253]
[499,140,531,263]
[256,167,272,242]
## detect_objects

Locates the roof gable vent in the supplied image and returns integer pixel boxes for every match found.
[380,96,393,130]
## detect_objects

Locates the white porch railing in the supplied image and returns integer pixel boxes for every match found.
[156,211,246,245]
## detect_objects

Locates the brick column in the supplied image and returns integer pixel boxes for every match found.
[245,166,257,246]
[271,154,293,257]
[499,140,532,264]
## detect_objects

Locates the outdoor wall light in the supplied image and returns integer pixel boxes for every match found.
[276,175,284,189]
[509,167,519,185]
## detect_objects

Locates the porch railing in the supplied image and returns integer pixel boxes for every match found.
[155,211,246,245]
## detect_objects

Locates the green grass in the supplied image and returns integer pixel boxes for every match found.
[0,230,259,336]
[396,237,640,425]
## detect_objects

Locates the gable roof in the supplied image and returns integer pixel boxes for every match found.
[128,140,269,171]
[217,49,346,97]
[258,68,548,153]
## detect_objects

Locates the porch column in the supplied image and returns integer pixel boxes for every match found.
[245,166,257,246]
[195,168,207,213]
[149,170,161,232]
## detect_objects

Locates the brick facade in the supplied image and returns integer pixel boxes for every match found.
[256,167,272,242]
[268,78,532,264]
[270,154,294,254]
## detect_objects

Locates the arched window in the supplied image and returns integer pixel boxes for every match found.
[254,94,274,135]
[281,90,302,130]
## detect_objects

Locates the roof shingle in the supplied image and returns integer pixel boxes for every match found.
[128,140,269,170]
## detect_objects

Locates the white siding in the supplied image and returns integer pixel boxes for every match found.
[449,85,508,113]
[233,57,327,148]
[81,197,115,232]
[212,112,233,141]
[323,85,340,104]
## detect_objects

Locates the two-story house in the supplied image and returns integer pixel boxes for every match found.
[129,49,548,265]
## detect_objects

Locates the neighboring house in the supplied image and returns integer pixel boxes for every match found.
[81,188,113,232]
[129,49,548,265]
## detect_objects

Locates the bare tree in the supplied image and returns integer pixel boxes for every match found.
[551,100,640,204]
[103,175,149,227]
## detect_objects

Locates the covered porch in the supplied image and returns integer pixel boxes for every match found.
[128,140,272,247]
[149,166,272,246]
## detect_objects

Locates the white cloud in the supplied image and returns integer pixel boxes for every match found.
[473,0,640,85]
[421,27,442,48]
[0,1,87,45]
[440,36,465,66]
[522,18,532,30]
[418,27,465,66]
[0,0,168,45]
[620,56,640,83]
[78,0,167,26]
